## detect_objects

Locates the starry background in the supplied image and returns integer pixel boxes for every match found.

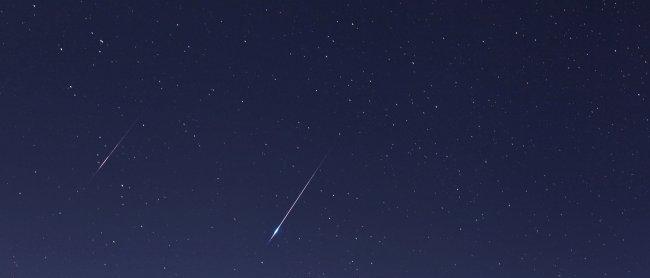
[1,1,649,277]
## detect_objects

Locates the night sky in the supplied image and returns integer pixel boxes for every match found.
[1,1,649,277]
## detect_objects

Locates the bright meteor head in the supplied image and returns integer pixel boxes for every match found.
[268,226,281,243]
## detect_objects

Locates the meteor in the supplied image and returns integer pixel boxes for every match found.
[268,151,330,243]
[89,115,141,182]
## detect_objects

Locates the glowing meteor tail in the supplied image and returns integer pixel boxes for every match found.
[267,150,331,243]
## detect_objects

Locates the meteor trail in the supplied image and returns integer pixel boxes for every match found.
[89,115,141,182]
[268,151,331,243]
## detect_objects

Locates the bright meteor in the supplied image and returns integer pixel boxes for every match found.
[89,115,141,182]
[268,151,330,243]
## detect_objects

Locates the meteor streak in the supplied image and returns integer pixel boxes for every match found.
[268,151,330,243]
[89,115,141,182]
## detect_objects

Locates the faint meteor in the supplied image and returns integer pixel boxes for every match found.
[89,115,141,182]
[268,151,331,243]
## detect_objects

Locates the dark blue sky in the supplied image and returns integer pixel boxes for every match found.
[1,1,649,277]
